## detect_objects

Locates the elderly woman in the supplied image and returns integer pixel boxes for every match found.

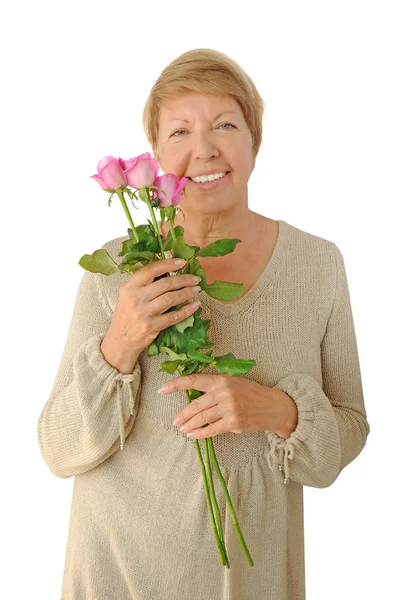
[37,48,370,600]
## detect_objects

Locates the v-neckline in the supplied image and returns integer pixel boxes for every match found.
[156,219,291,316]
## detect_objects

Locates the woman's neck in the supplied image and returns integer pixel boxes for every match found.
[161,208,261,248]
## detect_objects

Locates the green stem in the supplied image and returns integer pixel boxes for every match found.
[208,438,254,567]
[144,189,166,259]
[184,390,228,567]
[115,189,140,242]
[168,217,177,242]
[204,438,230,567]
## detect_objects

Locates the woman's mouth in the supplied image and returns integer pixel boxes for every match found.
[187,171,230,188]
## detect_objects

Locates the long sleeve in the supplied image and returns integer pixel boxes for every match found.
[264,243,370,488]
[37,254,142,479]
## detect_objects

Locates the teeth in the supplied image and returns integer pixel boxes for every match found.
[191,171,227,183]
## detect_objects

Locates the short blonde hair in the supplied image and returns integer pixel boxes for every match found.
[142,48,265,161]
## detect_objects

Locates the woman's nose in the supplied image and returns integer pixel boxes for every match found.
[190,131,220,158]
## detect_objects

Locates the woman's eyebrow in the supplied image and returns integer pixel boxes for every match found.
[168,111,236,123]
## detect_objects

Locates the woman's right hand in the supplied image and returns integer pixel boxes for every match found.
[101,257,202,371]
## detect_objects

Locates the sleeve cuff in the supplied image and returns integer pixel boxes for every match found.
[78,332,141,380]
[263,373,317,484]
[74,333,142,450]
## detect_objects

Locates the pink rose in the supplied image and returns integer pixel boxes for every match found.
[121,153,160,189]
[153,174,189,207]
[89,156,127,190]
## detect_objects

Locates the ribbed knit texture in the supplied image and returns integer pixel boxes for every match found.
[37,219,370,600]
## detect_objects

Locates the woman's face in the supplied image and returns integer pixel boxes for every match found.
[156,92,256,215]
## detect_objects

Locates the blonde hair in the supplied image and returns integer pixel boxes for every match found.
[142,48,265,161]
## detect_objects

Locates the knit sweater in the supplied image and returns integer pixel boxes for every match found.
[37,219,370,600]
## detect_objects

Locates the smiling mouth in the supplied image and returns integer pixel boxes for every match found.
[187,171,230,184]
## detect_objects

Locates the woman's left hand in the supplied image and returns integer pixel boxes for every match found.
[158,373,298,440]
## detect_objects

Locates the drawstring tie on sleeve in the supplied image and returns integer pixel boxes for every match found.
[107,373,136,450]
[266,436,296,484]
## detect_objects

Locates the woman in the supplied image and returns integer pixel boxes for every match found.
[37,48,370,600]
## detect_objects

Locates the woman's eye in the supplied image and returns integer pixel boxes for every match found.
[171,123,235,137]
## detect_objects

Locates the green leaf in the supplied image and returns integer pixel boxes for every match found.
[172,236,196,260]
[158,359,184,374]
[188,258,207,285]
[117,261,146,276]
[174,314,195,333]
[127,223,152,242]
[202,280,245,301]
[187,349,215,363]
[146,219,158,237]
[120,251,155,264]
[125,224,159,253]
[117,238,157,272]
[180,261,191,275]
[78,249,118,275]
[195,238,241,258]
[159,224,185,253]
[159,346,187,361]
[213,359,256,376]
[148,341,159,356]
[188,388,204,400]
[169,310,214,354]
[162,229,173,251]
[214,352,236,361]
[181,360,200,375]
[119,238,136,256]
[153,328,172,351]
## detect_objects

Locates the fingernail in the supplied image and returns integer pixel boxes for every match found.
[158,385,168,393]
[174,259,186,265]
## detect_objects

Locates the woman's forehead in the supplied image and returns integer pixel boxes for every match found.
[159,93,241,122]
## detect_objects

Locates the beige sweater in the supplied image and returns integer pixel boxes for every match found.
[37,219,370,600]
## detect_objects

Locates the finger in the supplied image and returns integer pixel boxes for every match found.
[179,404,221,434]
[132,257,187,287]
[174,393,218,428]
[158,373,217,395]
[152,298,201,330]
[147,274,201,309]
[186,421,223,440]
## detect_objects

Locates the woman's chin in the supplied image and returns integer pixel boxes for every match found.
[180,193,232,208]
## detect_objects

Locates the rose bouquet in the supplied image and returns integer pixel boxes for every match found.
[80,152,255,568]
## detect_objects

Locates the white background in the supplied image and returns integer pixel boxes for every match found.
[1,0,413,598]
